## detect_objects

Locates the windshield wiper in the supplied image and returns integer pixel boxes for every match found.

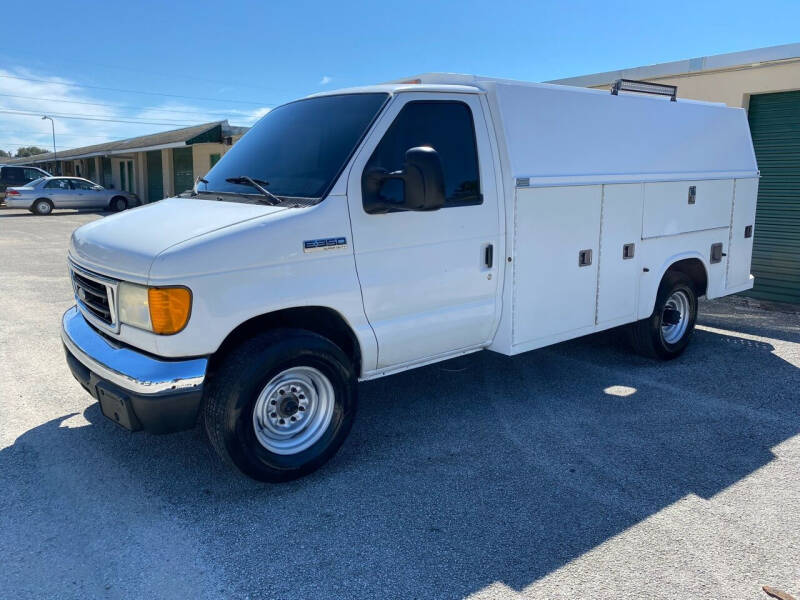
[225,175,281,205]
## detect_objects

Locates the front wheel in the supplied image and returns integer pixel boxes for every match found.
[203,329,357,482]
[629,271,698,360]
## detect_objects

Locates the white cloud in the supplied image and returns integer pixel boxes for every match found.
[0,67,271,157]
[319,75,332,85]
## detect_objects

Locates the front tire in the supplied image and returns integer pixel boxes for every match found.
[32,198,53,216]
[203,329,357,482]
[630,271,698,360]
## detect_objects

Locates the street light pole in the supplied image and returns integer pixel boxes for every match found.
[41,115,57,174]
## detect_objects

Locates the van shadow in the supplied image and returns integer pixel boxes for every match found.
[2,322,798,598]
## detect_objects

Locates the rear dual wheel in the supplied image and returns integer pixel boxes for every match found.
[203,329,357,482]
[630,271,698,360]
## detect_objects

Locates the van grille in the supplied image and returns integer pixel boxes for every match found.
[70,265,117,327]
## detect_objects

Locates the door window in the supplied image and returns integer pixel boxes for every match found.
[71,179,96,190]
[45,179,70,190]
[363,101,481,212]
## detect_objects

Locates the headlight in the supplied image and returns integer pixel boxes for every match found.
[118,282,192,335]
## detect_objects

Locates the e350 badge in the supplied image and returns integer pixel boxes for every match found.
[303,237,348,253]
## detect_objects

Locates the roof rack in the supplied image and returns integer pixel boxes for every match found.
[611,79,677,102]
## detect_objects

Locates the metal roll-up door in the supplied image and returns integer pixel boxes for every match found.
[747,91,800,303]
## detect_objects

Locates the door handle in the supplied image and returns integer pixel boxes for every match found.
[484,244,494,268]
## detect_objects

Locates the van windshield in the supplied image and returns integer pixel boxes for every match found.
[201,93,388,201]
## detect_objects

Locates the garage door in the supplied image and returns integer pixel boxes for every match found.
[747,91,800,303]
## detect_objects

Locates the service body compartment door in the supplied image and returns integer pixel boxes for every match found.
[512,185,601,347]
[642,179,734,239]
[347,93,501,369]
[596,184,644,324]
[726,177,759,290]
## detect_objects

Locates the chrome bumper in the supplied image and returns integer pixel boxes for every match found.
[61,306,207,396]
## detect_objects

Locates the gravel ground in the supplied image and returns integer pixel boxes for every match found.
[1,207,798,600]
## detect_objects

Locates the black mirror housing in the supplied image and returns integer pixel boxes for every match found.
[363,146,446,213]
[400,146,445,211]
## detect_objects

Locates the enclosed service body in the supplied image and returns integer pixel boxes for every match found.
[61,74,758,480]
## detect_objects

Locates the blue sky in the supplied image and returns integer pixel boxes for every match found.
[1,0,798,153]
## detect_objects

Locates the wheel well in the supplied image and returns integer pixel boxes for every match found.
[110,195,126,205]
[208,307,363,376]
[35,197,53,205]
[665,258,708,296]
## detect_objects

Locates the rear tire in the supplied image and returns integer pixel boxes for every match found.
[630,271,697,360]
[109,196,128,212]
[203,329,357,482]
[32,198,53,216]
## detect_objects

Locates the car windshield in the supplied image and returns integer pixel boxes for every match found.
[201,93,388,200]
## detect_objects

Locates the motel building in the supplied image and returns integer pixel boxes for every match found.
[548,43,800,304]
[8,120,248,204]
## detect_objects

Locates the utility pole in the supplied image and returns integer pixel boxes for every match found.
[41,115,57,174]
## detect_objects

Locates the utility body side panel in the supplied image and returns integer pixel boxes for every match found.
[512,185,601,344]
[482,77,758,357]
[492,179,742,356]
[596,184,644,325]
[726,177,759,290]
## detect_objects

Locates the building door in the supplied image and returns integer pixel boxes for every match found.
[101,157,112,188]
[172,147,194,195]
[119,160,134,192]
[146,150,163,202]
[87,158,96,183]
[127,161,134,194]
[747,91,800,303]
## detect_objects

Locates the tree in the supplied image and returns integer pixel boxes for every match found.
[15,146,50,158]
[0,149,11,158]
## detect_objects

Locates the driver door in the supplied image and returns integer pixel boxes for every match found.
[346,93,502,369]
[70,178,103,208]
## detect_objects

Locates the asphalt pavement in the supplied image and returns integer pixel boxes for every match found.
[1,207,798,600]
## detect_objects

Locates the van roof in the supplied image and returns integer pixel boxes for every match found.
[307,82,483,98]
[314,72,725,107]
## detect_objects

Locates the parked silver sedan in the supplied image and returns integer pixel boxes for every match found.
[4,176,139,215]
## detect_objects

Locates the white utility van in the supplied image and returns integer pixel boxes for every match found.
[61,74,758,481]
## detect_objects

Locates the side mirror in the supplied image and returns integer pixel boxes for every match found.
[364,146,446,213]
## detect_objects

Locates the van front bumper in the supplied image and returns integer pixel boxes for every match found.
[61,306,208,433]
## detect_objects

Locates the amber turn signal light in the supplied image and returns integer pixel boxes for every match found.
[147,287,192,335]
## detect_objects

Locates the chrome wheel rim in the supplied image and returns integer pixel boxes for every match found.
[661,290,690,344]
[252,366,334,455]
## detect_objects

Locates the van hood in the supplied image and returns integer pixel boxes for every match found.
[69,197,286,281]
